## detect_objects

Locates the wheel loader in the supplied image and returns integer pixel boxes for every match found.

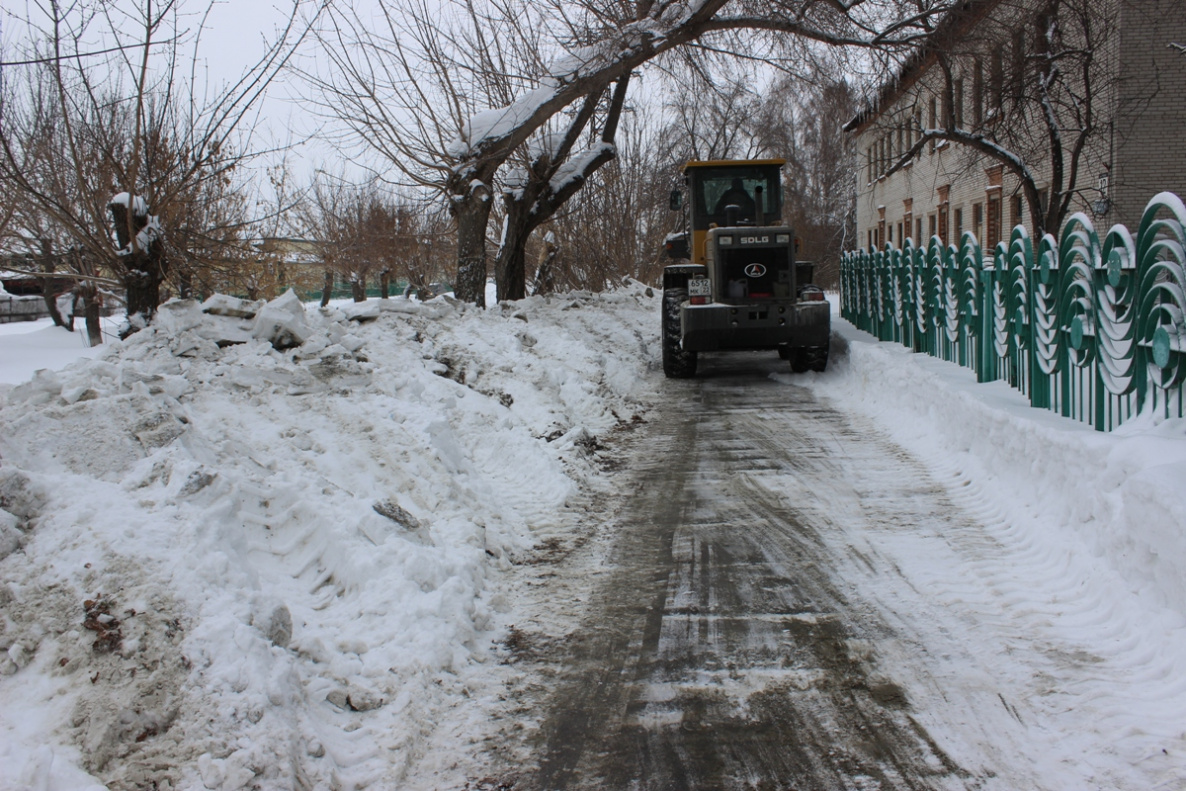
[661,159,830,378]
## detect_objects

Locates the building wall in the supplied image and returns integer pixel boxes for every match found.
[1112,0,1186,229]
[850,0,1183,251]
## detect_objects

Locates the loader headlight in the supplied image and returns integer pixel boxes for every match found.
[719,236,733,246]
[776,234,790,243]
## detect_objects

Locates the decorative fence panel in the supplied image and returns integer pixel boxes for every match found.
[840,193,1186,431]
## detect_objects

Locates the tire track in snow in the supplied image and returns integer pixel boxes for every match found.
[510,355,1000,790]
[869,435,1186,788]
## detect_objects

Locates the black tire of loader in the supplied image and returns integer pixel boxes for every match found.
[791,345,828,373]
[662,288,697,378]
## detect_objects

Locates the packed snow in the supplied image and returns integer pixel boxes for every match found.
[0,288,1184,789]
[791,324,1186,789]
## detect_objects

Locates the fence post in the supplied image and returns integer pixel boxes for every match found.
[978,241,996,383]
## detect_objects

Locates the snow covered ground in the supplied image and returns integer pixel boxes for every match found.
[791,326,1186,789]
[0,289,1183,789]
[0,318,119,386]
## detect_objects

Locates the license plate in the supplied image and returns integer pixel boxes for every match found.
[688,278,711,297]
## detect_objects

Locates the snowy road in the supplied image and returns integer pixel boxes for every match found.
[528,353,978,789]
[3,295,1184,790]
[495,352,982,789]
[446,346,1186,791]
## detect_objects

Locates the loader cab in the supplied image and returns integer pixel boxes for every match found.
[680,159,784,266]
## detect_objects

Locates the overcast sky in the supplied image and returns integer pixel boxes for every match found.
[2,1,334,173]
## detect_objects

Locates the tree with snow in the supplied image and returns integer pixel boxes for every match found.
[312,0,958,304]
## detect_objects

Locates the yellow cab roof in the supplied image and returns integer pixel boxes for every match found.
[682,158,786,172]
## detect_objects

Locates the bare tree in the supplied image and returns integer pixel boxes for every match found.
[472,0,972,298]
[0,0,317,340]
[312,0,956,304]
[546,108,681,292]
[861,0,1122,237]
[301,177,381,302]
[493,75,631,301]
[299,175,453,304]
[752,67,857,286]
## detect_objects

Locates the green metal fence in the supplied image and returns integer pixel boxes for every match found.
[841,192,1186,431]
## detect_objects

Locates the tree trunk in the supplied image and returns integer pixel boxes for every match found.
[495,204,533,302]
[37,243,67,328]
[380,270,390,299]
[40,280,66,329]
[535,234,558,296]
[79,282,103,347]
[494,77,629,303]
[352,276,366,302]
[320,271,334,307]
[452,190,491,307]
[122,264,165,337]
[109,199,166,335]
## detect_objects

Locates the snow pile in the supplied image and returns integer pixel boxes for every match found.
[0,285,659,790]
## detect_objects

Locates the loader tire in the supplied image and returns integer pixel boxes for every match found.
[662,288,697,378]
[791,345,828,373]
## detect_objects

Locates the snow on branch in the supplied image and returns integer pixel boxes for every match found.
[109,193,162,256]
[549,142,616,195]
[447,0,727,162]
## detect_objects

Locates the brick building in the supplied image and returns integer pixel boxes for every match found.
[845,0,1186,252]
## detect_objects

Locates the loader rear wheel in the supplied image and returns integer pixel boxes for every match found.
[662,287,697,378]
[791,345,828,373]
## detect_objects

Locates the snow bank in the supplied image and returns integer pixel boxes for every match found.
[800,321,1186,620]
[0,286,660,790]
[789,316,1186,788]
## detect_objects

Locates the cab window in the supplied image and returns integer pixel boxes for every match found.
[690,167,781,228]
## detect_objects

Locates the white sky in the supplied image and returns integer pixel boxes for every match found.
[1,1,342,186]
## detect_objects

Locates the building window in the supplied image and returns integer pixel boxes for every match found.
[898,222,904,243]
[928,97,938,152]
[973,202,984,240]
[954,207,964,239]
[1034,12,1051,53]
[1011,28,1026,96]
[973,61,984,126]
[929,213,937,240]
[987,195,1002,247]
[916,218,923,242]
[938,204,949,246]
[990,48,1004,112]
[953,78,964,127]
[1011,195,1023,231]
